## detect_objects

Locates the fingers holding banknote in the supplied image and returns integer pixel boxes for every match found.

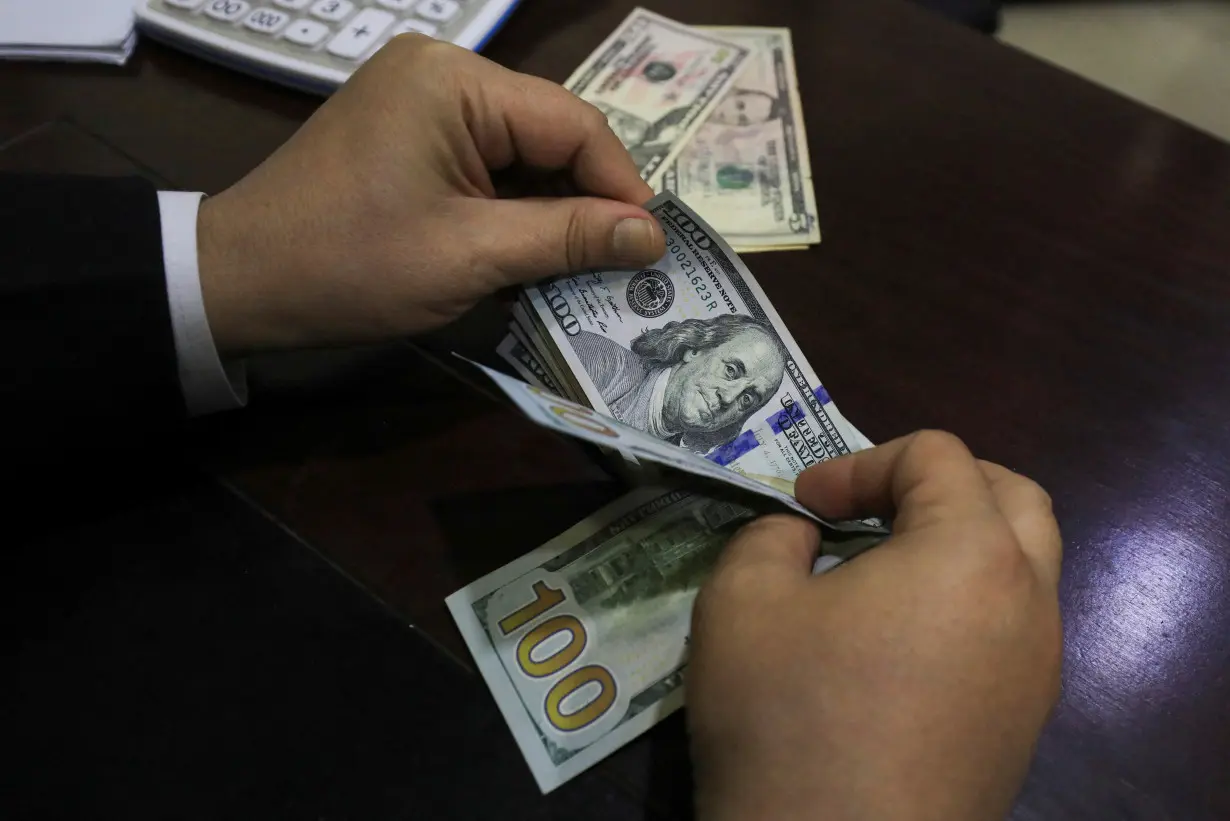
[688,430,1063,821]
[197,34,664,356]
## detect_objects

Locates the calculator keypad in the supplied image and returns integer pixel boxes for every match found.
[152,0,492,79]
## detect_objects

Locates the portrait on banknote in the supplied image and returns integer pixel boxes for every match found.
[654,27,821,248]
[710,87,785,128]
[684,87,787,192]
[592,101,691,177]
[569,314,786,454]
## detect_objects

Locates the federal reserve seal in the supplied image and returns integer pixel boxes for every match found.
[626,269,675,318]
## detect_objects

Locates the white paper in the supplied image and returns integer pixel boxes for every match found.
[0,0,137,65]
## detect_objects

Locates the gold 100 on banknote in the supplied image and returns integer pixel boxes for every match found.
[447,488,753,792]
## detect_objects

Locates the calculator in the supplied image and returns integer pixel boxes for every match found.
[134,0,523,94]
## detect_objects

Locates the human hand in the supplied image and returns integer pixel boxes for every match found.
[688,431,1063,821]
[196,35,665,356]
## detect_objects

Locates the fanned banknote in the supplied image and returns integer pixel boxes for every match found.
[527,192,859,482]
[655,27,821,251]
[566,8,750,186]
[459,193,881,791]
[497,332,561,394]
[464,358,888,535]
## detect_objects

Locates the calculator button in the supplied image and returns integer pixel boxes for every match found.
[243,7,290,33]
[375,0,414,8]
[391,18,437,37]
[272,0,310,7]
[414,0,458,21]
[325,8,394,59]
[283,18,329,45]
[164,0,205,9]
[309,0,353,21]
[204,0,251,21]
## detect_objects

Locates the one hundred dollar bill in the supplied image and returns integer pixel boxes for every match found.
[566,8,750,186]
[513,300,587,402]
[446,487,752,793]
[496,333,561,394]
[527,192,860,483]
[464,358,891,533]
[656,28,821,249]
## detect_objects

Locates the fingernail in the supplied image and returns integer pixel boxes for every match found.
[612,217,656,263]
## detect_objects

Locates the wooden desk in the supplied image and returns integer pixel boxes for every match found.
[3,0,1228,818]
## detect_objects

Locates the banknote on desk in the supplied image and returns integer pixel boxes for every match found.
[447,488,740,793]
[566,8,751,186]
[656,27,822,251]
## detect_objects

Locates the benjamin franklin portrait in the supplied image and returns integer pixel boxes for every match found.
[571,314,787,454]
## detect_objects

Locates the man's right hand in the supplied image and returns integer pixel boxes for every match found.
[687,431,1063,821]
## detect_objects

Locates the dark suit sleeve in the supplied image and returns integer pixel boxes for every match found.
[0,174,185,450]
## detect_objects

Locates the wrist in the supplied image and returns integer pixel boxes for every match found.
[692,738,821,821]
[695,769,821,821]
[197,190,280,357]
[694,755,1009,821]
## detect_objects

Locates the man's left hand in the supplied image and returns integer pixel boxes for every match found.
[196,34,666,356]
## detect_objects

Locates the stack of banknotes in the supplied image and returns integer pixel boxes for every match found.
[447,10,876,793]
[566,8,823,253]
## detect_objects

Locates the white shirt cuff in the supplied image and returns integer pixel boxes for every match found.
[157,191,248,416]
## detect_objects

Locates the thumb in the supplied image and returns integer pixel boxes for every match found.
[706,514,821,599]
[477,197,666,282]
